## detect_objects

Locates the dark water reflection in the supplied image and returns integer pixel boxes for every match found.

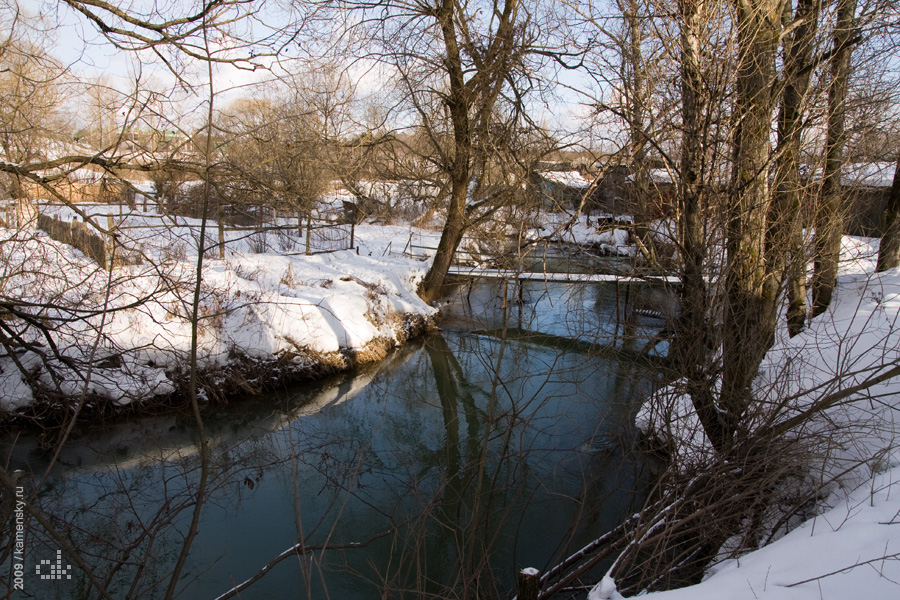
[3,283,666,599]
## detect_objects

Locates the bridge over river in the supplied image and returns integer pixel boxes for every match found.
[448,265,681,284]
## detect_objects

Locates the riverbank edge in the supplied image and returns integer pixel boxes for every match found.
[0,311,439,432]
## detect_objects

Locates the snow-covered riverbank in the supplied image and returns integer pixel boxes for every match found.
[0,212,441,417]
[612,237,900,600]
[6,200,900,599]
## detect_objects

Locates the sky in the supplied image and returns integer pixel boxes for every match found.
[15,0,596,143]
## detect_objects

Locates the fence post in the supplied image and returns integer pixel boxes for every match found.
[305,217,312,255]
[346,203,357,251]
[218,218,225,259]
[402,232,412,257]
[516,568,541,600]
[106,214,115,271]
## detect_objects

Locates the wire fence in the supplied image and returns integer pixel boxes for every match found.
[25,200,356,270]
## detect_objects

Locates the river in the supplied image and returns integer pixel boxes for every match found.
[1,279,672,599]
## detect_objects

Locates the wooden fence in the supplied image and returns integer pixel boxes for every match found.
[36,213,137,270]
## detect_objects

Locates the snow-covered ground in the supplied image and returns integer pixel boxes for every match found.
[635,459,900,599]
[6,193,900,599]
[1,190,644,414]
[611,237,900,600]
[0,201,440,412]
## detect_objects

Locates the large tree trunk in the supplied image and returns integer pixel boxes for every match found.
[769,0,821,339]
[418,0,518,303]
[811,0,857,317]
[419,178,469,303]
[876,154,900,271]
[418,1,472,304]
[721,0,780,448]
[669,0,726,452]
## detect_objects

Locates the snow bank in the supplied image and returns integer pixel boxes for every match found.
[528,211,636,256]
[540,171,593,189]
[0,216,437,414]
[641,449,900,599]
[635,236,900,599]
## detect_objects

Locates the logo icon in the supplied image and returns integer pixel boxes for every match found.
[36,550,72,580]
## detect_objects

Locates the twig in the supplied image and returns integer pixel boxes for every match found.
[785,552,900,587]
[211,529,396,600]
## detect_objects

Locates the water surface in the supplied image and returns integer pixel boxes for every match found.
[2,281,668,599]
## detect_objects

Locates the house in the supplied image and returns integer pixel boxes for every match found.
[839,162,897,236]
[623,167,679,219]
[533,165,632,218]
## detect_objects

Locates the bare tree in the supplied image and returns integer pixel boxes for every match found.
[0,2,310,599]
[718,0,782,451]
[769,0,822,337]
[216,93,329,221]
[811,0,859,317]
[325,0,557,302]
[0,10,69,199]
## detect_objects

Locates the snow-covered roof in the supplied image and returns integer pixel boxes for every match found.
[630,162,899,188]
[540,171,592,189]
[840,162,896,188]
[799,162,897,188]
[625,168,678,185]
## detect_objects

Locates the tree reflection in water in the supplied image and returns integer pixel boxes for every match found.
[2,282,665,600]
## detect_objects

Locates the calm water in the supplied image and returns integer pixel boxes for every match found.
[2,282,670,599]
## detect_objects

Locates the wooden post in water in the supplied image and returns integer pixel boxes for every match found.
[517,567,541,600]
[517,277,523,324]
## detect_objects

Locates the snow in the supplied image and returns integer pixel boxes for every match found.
[640,453,900,599]
[0,200,438,411]
[540,170,594,189]
[635,236,900,600]
[530,211,635,256]
[638,162,898,189]
[589,575,624,600]
[799,162,898,188]
[627,168,677,185]
[840,162,897,188]
[6,192,900,599]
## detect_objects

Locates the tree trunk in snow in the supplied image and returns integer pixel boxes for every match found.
[769,0,821,338]
[669,0,725,452]
[419,178,469,304]
[417,0,521,303]
[811,0,857,317]
[720,0,780,450]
